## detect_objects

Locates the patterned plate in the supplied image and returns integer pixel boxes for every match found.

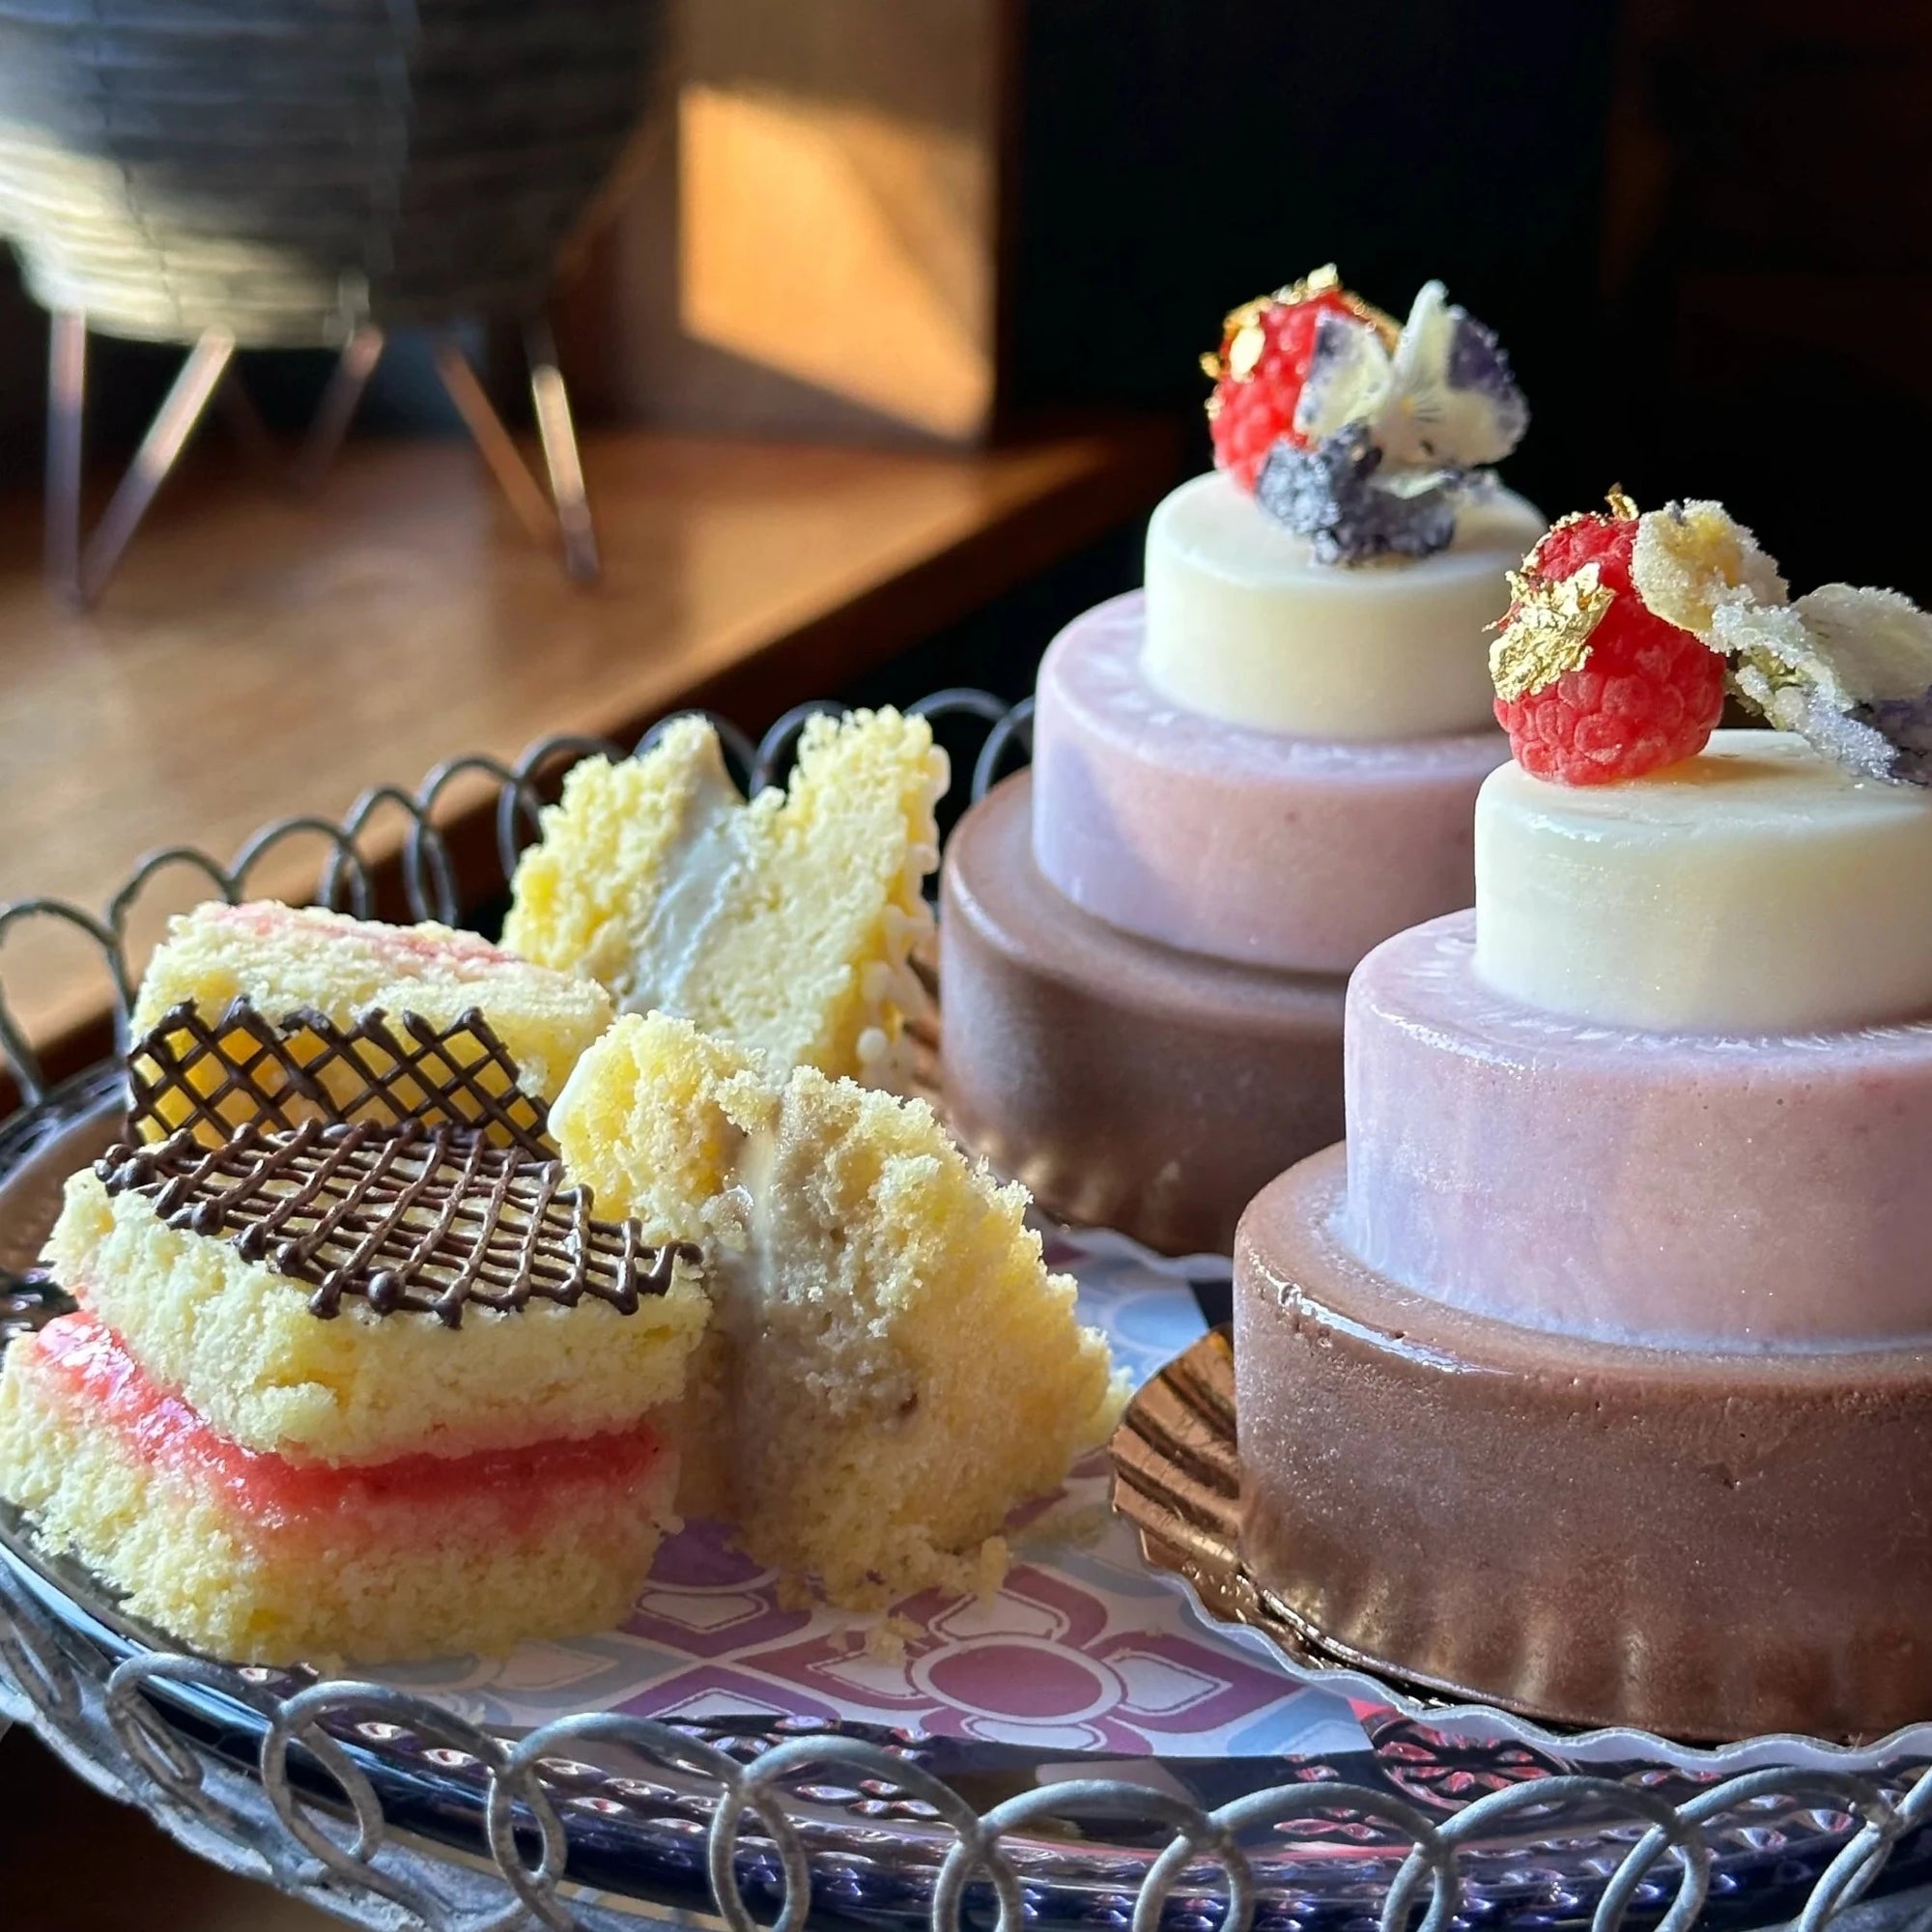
[6,1071,1932,1930]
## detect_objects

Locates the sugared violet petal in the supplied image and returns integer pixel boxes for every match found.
[1255,423,1460,565]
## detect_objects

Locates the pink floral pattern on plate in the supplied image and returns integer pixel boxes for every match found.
[376,1229,1369,1760]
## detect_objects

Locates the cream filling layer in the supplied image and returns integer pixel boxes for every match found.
[714,1117,913,1420]
[720,1122,775,1337]
[863,755,948,1089]
[616,757,752,1019]
[855,898,939,1094]
[614,739,945,1092]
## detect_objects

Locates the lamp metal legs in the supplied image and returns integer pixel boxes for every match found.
[43,313,600,608]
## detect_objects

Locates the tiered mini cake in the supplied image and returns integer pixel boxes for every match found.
[1236,494,1932,1741]
[943,269,1542,1254]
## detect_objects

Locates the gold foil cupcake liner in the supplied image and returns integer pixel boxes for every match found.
[1109,1326,1592,1727]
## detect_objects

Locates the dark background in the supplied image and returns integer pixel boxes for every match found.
[2,0,1921,603]
[1008,0,1615,497]
[1005,0,1927,600]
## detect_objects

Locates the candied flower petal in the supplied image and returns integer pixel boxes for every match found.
[1720,586,1932,785]
[1631,501,1788,637]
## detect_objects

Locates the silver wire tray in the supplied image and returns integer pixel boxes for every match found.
[5,692,1932,1932]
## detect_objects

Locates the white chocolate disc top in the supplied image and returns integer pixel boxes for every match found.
[1475,730,1932,1032]
[1142,471,1544,741]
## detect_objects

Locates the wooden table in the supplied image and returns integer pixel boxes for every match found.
[0,419,1177,1091]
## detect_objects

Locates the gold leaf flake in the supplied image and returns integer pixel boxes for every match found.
[1204,267,1400,391]
[1207,295,1274,385]
[1222,293,1275,333]
[1228,323,1267,380]
[1212,295,1272,374]
[1275,263,1400,348]
[1490,560,1615,700]
[1275,263,1342,305]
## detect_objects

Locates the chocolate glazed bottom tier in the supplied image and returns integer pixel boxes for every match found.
[1236,1144,1932,1744]
[940,772,1346,1256]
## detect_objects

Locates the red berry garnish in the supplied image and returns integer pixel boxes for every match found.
[1208,287,1368,492]
[1492,508,1725,786]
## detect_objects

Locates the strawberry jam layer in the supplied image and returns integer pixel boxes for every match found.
[28,1315,668,1536]
[208,899,515,968]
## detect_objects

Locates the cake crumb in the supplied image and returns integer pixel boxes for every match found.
[865,1615,923,1662]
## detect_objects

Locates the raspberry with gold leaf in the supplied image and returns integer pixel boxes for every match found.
[1207,286,1365,493]
[1492,507,1726,786]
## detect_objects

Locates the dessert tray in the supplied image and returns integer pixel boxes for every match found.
[4,692,1932,1932]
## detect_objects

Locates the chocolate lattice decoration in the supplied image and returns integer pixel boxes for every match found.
[128,999,554,1158]
[98,1120,698,1328]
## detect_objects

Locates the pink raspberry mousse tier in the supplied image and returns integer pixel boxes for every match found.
[0,1315,676,1664]
[1033,594,1507,973]
[1343,911,1932,1349]
[1236,1149,1932,1744]
[941,771,1346,1256]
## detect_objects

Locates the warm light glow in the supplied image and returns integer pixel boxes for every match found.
[678,84,993,439]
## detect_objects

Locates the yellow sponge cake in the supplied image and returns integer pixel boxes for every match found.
[133,900,614,1113]
[43,1132,708,1468]
[552,1011,1125,1606]
[503,710,947,1084]
[0,1319,676,1664]
[0,1118,704,1664]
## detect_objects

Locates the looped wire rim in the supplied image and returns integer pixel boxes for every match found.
[0,693,1021,1108]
